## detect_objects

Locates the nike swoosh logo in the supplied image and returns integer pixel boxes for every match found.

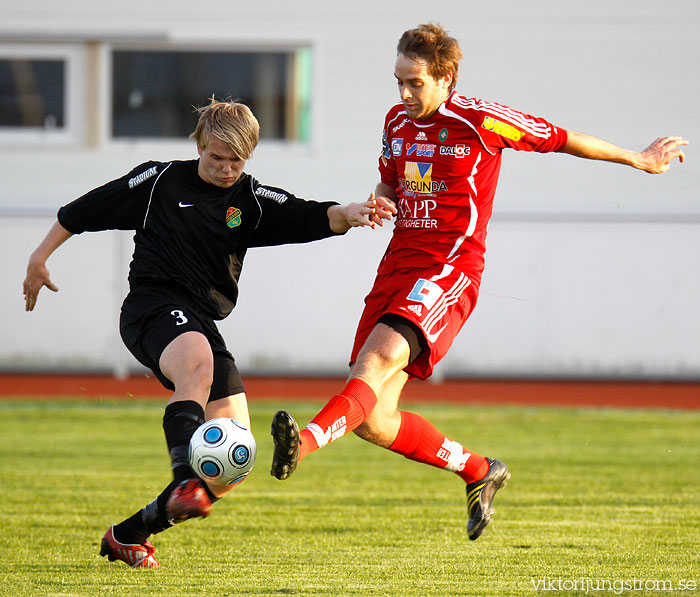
[179,202,194,208]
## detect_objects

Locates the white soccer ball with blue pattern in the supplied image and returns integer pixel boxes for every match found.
[189,418,256,487]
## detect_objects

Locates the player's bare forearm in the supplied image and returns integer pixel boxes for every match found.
[23,220,73,311]
[374,181,397,203]
[561,130,688,174]
[28,221,73,263]
[328,192,396,233]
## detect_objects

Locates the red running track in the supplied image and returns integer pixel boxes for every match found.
[0,374,698,410]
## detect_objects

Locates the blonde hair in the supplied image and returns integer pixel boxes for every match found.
[190,97,260,159]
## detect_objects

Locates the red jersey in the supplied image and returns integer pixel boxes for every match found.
[378,91,568,286]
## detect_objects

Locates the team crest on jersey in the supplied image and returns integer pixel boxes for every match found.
[439,128,449,142]
[401,162,448,194]
[226,207,242,228]
[482,116,526,141]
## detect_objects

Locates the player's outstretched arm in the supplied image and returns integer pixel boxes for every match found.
[23,221,73,311]
[561,130,688,174]
[327,192,397,233]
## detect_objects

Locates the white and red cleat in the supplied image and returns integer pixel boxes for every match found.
[100,525,159,568]
[166,478,213,522]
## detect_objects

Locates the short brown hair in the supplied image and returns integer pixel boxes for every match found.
[190,97,260,159]
[397,23,463,91]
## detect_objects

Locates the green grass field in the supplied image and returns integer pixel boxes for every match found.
[1,399,698,596]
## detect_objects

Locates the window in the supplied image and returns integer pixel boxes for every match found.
[0,42,311,146]
[0,59,65,128]
[0,44,84,144]
[110,47,311,142]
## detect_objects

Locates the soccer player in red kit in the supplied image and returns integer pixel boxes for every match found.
[271,23,688,540]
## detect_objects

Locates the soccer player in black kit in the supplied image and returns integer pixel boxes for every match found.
[23,98,396,568]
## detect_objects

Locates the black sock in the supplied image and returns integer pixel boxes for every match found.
[112,402,207,544]
[113,510,150,546]
[111,465,191,545]
[162,400,205,457]
[162,400,219,502]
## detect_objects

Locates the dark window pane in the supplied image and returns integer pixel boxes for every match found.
[0,59,65,128]
[112,51,292,139]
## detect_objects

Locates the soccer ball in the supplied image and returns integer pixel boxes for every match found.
[189,418,257,487]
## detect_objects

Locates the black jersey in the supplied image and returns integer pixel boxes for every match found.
[58,160,341,319]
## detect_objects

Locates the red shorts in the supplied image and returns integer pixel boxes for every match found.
[350,264,479,380]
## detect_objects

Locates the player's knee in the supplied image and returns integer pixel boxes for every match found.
[354,347,406,382]
[173,360,213,395]
[190,361,214,390]
[353,419,379,443]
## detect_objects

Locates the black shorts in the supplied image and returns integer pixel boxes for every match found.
[120,288,245,402]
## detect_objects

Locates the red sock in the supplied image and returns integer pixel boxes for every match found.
[299,378,377,461]
[388,411,489,483]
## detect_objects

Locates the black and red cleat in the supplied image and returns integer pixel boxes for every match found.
[100,525,159,568]
[166,478,213,522]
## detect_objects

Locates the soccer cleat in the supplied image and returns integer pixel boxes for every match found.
[465,457,510,541]
[165,478,213,522]
[270,410,300,480]
[100,525,159,568]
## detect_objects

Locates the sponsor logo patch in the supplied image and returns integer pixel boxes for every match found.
[407,278,444,310]
[406,143,436,157]
[401,162,448,194]
[391,138,403,156]
[128,166,158,189]
[255,187,288,204]
[382,132,391,158]
[226,207,242,228]
[396,196,438,228]
[482,116,525,141]
[415,131,428,141]
[407,304,423,316]
[439,144,469,158]
[392,118,409,133]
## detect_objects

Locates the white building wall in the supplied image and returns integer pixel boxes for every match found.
[1,0,699,379]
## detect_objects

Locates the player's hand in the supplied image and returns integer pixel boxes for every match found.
[23,259,58,311]
[342,198,377,228]
[343,193,396,229]
[638,136,688,174]
[372,193,397,226]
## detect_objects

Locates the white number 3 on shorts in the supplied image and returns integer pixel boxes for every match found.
[170,309,189,325]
